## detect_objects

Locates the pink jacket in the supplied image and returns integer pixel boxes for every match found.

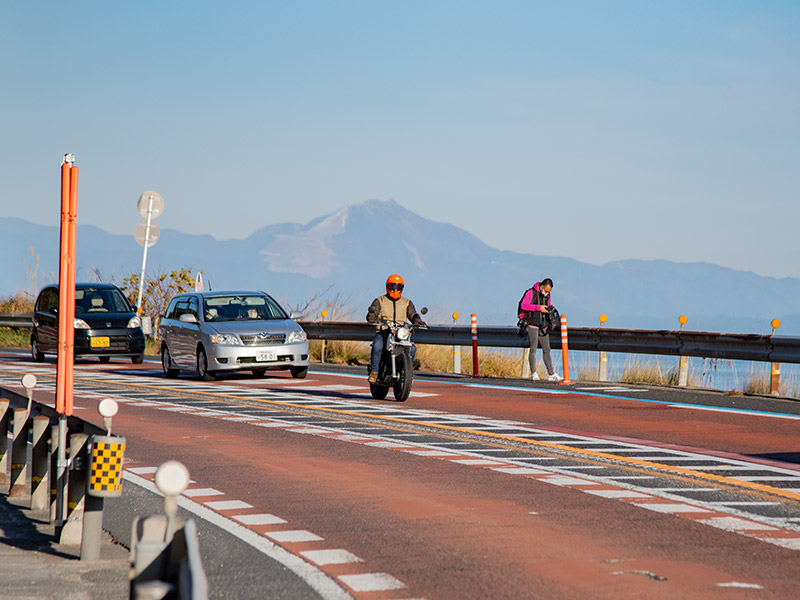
[519,281,551,319]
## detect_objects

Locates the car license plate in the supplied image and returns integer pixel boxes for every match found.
[256,351,276,362]
[90,336,110,348]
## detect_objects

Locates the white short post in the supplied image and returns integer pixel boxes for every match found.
[452,312,461,374]
[521,348,530,378]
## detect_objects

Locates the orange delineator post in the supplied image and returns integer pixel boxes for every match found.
[56,159,78,416]
[471,313,479,377]
[559,314,572,384]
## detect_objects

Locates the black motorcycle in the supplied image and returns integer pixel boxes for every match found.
[369,309,427,402]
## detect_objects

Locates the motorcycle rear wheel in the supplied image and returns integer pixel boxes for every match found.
[392,351,413,402]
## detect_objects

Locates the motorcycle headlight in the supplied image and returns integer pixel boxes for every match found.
[73,318,90,329]
[210,333,241,345]
[287,330,307,344]
[396,326,411,341]
[127,316,142,328]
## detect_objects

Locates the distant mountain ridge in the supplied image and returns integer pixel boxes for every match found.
[2,200,799,335]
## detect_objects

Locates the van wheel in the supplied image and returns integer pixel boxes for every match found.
[31,337,44,362]
[197,348,216,381]
[131,354,144,364]
[98,357,111,364]
[251,368,267,378]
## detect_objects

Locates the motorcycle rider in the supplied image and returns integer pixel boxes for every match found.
[366,274,427,383]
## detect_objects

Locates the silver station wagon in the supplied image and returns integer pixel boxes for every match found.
[159,291,309,380]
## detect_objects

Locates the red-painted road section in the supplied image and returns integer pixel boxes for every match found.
[2,353,799,599]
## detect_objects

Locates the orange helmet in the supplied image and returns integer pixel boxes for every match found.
[385,274,404,299]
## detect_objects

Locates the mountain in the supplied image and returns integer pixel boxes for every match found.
[2,200,800,334]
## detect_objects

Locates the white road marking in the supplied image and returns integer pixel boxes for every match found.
[717,582,764,589]
[206,500,254,511]
[233,513,288,526]
[183,488,225,498]
[301,549,363,566]
[123,471,351,600]
[699,517,777,532]
[586,490,653,499]
[540,476,600,486]
[633,503,712,513]
[266,530,324,543]
[338,573,406,592]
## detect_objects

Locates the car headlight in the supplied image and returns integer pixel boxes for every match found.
[287,330,307,344]
[210,333,241,345]
[73,318,90,329]
[396,326,411,341]
[127,316,142,328]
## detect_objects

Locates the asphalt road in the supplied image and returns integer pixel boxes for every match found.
[2,351,799,599]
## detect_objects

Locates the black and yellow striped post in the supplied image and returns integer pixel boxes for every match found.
[81,435,126,561]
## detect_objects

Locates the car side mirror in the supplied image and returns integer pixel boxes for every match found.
[179,313,197,324]
[290,312,301,320]
[420,307,428,315]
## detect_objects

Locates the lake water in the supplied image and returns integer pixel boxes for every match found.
[505,348,800,398]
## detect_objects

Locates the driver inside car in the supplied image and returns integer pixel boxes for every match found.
[365,274,426,383]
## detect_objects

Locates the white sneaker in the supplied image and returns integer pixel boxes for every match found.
[548,373,563,382]
[531,372,540,380]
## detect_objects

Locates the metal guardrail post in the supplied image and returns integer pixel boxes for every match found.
[59,432,88,545]
[0,398,9,487]
[31,416,50,511]
[131,461,207,600]
[50,424,61,523]
[10,408,28,498]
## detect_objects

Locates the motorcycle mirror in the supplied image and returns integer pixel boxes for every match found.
[420,307,428,315]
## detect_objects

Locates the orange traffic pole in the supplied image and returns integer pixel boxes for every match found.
[65,165,78,416]
[55,160,72,414]
[471,313,479,377]
[559,314,572,384]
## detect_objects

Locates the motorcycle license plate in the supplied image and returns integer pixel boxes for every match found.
[90,337,110,348]
[256,351,276,362]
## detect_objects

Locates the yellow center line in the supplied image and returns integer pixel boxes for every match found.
[5,367,800,502]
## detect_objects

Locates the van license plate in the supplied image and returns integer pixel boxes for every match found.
[256,351,276,362]
[91,337,110,348]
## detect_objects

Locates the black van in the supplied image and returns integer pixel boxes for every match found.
[31,283,145,364]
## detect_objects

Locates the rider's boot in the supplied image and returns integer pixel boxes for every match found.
[368,371,378,383]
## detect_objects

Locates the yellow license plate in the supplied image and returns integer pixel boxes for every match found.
[90,337,110,348]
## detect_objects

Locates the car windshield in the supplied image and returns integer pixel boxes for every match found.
[74,288,132,314]
[203,295,288,322]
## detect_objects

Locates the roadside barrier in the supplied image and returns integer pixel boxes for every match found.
[559,314,572,384]
[452,312,461,375]
[1,379,207,598]
[299,319,800,392]
[471,314,479,377]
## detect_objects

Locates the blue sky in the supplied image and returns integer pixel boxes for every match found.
[2,1,799,278]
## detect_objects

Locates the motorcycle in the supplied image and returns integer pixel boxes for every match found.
[369,308,427,402]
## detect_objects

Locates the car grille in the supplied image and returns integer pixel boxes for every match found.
[240,333,286,346]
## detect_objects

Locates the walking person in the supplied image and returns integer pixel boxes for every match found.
[518,278,562,381]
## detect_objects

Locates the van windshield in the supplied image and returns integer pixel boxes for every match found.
[203,295,288,322]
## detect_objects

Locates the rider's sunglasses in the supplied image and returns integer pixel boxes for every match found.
[387,283,404,292]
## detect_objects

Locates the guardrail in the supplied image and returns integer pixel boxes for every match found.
[0,313,33,329]
[297,321,800,365]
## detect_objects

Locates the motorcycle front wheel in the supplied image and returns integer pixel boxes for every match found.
[370,382,390,399]
[392,351,413,402]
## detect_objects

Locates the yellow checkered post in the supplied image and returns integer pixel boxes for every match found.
[87,435,126,498]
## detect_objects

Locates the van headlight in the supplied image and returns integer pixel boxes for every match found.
[73,318,90,329]
[127,316,142,328]
[210,334,241,345]
[287,330,307,344]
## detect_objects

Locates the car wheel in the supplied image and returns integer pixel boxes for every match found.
[98,356,111,364]
[31,337,44,362]
[251,368,267,378]
[161,345,180,379]
[197,348,216,381]
[131,354,144,364]
[290,366,308,379]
